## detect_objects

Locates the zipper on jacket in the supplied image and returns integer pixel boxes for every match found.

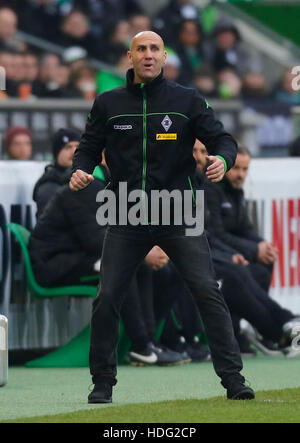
[141,83,147,222]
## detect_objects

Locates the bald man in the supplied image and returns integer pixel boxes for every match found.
[71,31,254,403]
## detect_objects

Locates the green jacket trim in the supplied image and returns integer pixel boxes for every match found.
[92,165,106,182]
[106,112,190,124]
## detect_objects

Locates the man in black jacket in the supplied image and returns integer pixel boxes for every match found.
[205,145,278,292]
[29,164,109,287]
[70,31,254,403]
[194,140,300,357]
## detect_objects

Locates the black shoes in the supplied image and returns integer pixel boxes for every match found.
[88,382,112,404]
[171,336,211,363]
[222,377,255,400]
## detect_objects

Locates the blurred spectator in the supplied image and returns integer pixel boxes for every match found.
[194,141,300,357]
[9,51,41,100]
[29,170,108,287]
[0,6,26,51]
[73,0,143,40]
[17,0,60,42]
[96,46,129,94]
[23,51,39,84]
[99,19,130,64]
[272,68,300,105]
[289,136,300,157]
[56,9,99,58]
[174,19,207,86]
[217,67,242,100]
[193,65,217,98]
[0,48,18,96]
[163,48,181,82]
[192,138,207,170]
[241,70,269,103]
[206,146,277,293]
[128,13,151,39]
[2,126,32,160]
[35,52,71,98]
[153,0,201,47]
[64,64,96,100]
[33,127,80,218]
[62,46,88,73]
[38,53,61,85]
[209,18,250,76]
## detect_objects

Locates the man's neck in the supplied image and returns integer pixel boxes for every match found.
[133,75,153,85]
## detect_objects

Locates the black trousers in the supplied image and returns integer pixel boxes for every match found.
[119,271,151,353]
[89,225,243,386]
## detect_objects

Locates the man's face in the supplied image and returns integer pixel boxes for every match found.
[63,12,89,39]
[128,31,166,84]
[193,139,207,171]
[0,8,17,42]
[57,141,79,167]
[226,153,251,188]
[217,30,236,50]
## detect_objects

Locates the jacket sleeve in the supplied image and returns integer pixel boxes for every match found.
[207,233,239,264]
[189,90,237,171]
[62,183,106,257]
[238,209,263,243]
[205,184,259,262]
[72,94,107,174]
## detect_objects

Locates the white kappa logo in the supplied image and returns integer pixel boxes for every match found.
[161,115,172,132]
[114,125,133,130]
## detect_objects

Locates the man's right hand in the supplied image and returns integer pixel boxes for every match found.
[69,169,94,191]
[257,241,278,264]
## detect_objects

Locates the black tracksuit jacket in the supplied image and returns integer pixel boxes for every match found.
[73,69,237,219]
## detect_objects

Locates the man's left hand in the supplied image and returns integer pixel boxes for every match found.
[205,156,225,183]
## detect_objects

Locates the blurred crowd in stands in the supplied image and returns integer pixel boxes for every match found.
[1,0,300,365]
[1,0,299,160]
[0,0,299,106]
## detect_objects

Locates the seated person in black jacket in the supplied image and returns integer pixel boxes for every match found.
[193,139,300,357]
[33,128,81,218]
[29,159,188,365]
[29,163,109,287]
[204,145,278,292]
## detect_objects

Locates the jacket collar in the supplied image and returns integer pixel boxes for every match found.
[126,68,165,95]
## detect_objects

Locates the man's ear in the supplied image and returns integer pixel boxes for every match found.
[127,50,132,64]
